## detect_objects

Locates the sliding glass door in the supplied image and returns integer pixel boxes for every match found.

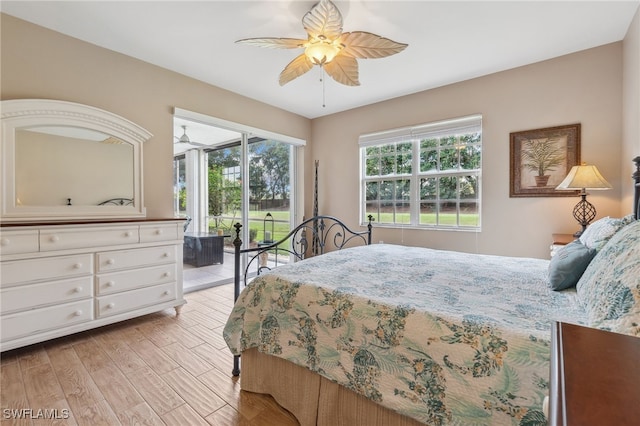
[173,112,302,291]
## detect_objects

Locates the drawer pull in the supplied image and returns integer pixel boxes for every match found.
[125,231,133,237]
[155,229,163,235]
[0,238,9,246]
[105,281,114,287]
[73,286,83,293]
[163,252,169,257]
[106,303,115,309]
[73,310,83,316]
[106,259,115,265]
[163,290,170,296]
[163,272,171,278]
[49,235,59,243]
[73,263,83,269]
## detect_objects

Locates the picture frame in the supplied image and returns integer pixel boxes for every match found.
[510,123,581,197]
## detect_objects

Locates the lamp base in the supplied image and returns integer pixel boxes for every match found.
[572,192,596,238]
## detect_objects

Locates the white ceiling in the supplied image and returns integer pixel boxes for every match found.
[2,0,638,122]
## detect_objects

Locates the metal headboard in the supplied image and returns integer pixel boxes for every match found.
[97,197,133,206]
[231,214,373,376]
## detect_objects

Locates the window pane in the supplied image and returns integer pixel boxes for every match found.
[396,179,411,200]
[419,177,437,199]
[380,180,394,200]
[396,152,412,174]
[365,181,379,201]
[366,157,380,176]
[439,176,457,199]
[381,144,395,154]
[439,202,458,225]
[173,156,186,216]
[379,201,394,224]
[461,133,481,144]
[381,155,395,175]
[419,202,437,225]
[395,201,410,224]
[366,146,380,156]
[459,202,479,227]
[420,149,438,172]
[366,201,380,223]
[440,135,457,147]
[440,148,458,170]
[460,144,481,170]
[460,175,478,199]
[420,138,438,149]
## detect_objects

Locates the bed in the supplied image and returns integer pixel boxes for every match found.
[223,158,640,426]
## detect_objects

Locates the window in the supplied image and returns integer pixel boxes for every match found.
[360,115,482,230]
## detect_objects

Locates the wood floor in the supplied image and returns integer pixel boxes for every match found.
[0,283,299,426]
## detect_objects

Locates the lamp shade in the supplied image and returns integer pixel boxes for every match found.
[556,164,612,190]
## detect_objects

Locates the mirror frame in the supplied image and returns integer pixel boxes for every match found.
[1,99,151,222]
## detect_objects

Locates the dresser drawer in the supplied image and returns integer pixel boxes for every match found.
[1,276,93,314]
[0,230,39,255]
[96,283,175,318]
[96,264,176,295]
[40,225,139,251]
[96,245,176,272]
[0,299,93,342]
[140,223,179,243]
[0,254,93,287]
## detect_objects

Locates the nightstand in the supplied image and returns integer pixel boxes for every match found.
[548,322,640,425]
[550,233,575,258]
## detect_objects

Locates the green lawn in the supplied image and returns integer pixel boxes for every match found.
[209,210,292,242]
[207,210,478,245]
[370,212,479,227]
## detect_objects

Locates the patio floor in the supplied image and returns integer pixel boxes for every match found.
[182,249,288,294]
[182,251,235,293]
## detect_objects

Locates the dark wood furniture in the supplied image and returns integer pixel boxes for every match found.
[549,321,640,426]
[552,233,575,246]
[183,232,229,267]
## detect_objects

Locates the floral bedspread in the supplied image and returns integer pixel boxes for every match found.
[223,244,588,426]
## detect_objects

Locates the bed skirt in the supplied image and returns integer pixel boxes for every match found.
[240,348,425,426]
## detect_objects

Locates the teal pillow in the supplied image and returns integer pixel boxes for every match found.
[548,241,597,290]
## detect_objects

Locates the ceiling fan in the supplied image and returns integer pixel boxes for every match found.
[236,0,408,87]
[174,125,208,148]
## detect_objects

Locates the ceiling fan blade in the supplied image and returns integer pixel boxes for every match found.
[340,31,408,59]
[279,54,314,86]
[174,139,209,148]
[324,55,360,86]
[303,0,343,40]
[236,37,307,49]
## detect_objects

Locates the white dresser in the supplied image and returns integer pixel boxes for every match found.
[0,219,185,352]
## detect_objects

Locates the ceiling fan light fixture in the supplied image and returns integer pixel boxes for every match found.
[305,41,341,65]
[178,125,190,143]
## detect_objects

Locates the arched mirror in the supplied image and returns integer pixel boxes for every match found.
[1,99,151,221]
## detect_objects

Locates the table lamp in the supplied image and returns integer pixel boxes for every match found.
[556,163,612,236]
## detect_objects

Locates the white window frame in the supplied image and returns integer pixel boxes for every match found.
[359,114,482,231]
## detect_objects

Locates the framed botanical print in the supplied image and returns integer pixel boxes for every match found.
[510,123,581,197]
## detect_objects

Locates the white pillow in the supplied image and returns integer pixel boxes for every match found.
[579,216,627,251]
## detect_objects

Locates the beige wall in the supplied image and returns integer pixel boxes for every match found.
[310,43,626,259]
[0,14,311,218]
[2,12,637,259]
[623,7,640,210]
